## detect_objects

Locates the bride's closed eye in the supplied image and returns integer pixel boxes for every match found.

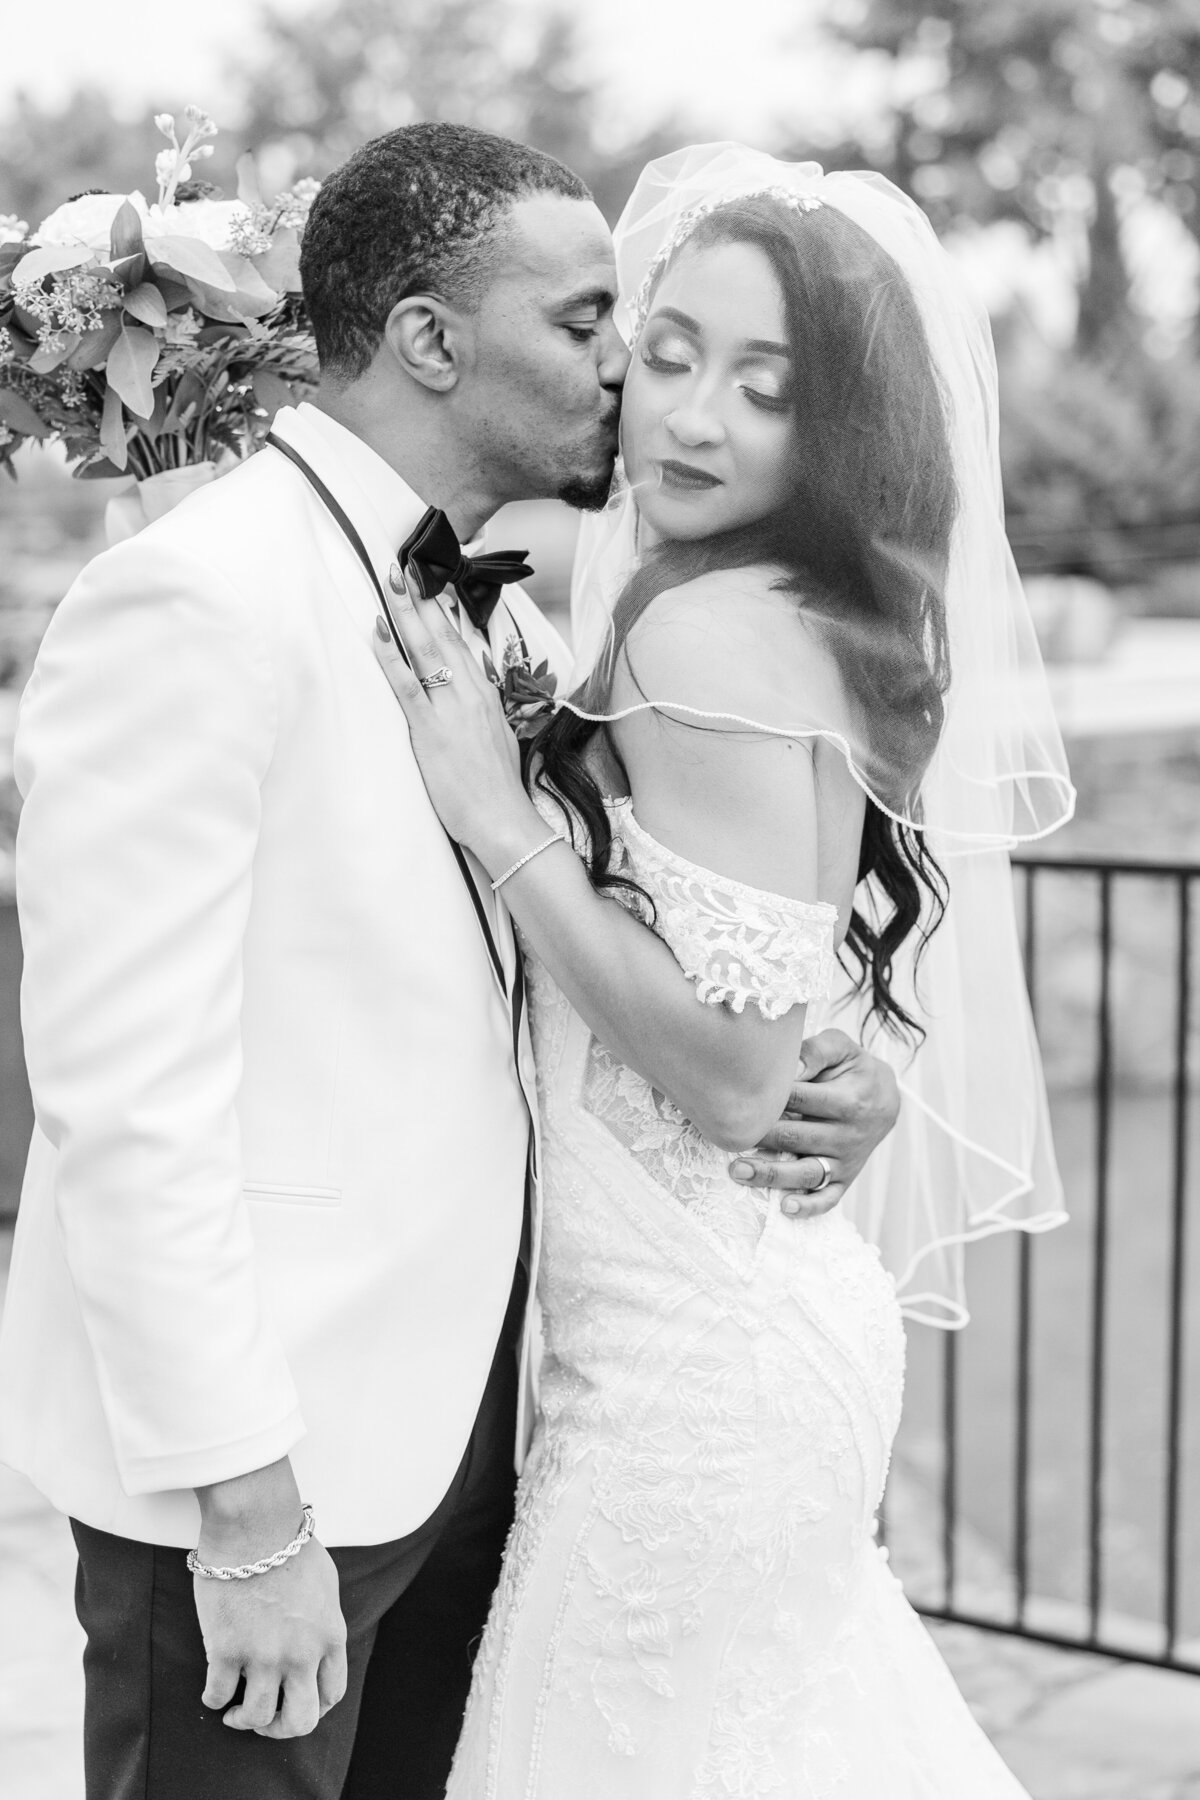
[740,383,791,414]
[641,334,693,374]
[734,354,791,412]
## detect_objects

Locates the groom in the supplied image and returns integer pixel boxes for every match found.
[0,123,900,1799]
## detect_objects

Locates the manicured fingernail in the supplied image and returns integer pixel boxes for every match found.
[730,1159,754,1182]
[782,1197,801,1216]
[375,615,391,641]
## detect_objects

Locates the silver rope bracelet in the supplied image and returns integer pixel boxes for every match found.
[491,832,565,893]
[187,1502,316,1581]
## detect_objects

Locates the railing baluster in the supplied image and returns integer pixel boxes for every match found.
[1087,870,1114,1645]
[1014,1233,1034,1625]
[1014,866,1038,1626]
[1164,874,1192,1660]
[942,1323,958,1611]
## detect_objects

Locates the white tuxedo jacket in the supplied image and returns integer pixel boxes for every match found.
[0,405,568,1546]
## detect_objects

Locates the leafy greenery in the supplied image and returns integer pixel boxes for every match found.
[1001,348,1200,531]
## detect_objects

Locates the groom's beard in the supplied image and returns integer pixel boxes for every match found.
[558,402,622,512]
[558,469,617,511]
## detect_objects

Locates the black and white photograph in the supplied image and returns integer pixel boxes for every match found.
[0,1,1199,1794]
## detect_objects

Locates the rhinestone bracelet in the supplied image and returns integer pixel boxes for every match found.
[491,832,566,893]
[187,1503,315,1581]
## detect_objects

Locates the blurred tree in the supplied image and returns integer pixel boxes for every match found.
[1001,348,1200,537]
[816,0,1200,352]
[0,1,684,238]
[231,0,679,221]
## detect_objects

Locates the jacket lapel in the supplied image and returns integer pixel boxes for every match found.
[264,418,511,1006]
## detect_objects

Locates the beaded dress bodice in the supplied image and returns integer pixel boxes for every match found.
[576,799,841,1265]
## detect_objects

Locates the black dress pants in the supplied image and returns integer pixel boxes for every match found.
[70,1317,519,1800]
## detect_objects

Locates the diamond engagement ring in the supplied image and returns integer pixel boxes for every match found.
[810,1155,833,1193]
[419,666,454,690]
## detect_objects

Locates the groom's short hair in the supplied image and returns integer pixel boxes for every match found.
[301,122,591,378]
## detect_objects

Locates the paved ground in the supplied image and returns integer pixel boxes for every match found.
[3,1452,1198,1799]
[926,1619,1200,1799]
[0,1459,85,1799]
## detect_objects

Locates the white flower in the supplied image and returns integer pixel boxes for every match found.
[229,210,274,257]
[143,197,252,252]
[155,112,175,137]
[183,105,218,139]
[33,192,148,252]
[0,214,27,246]
[276,177,321,229]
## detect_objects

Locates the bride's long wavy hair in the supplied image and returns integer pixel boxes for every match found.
[533,196,957,1037]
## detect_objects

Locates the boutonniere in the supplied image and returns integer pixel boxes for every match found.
[484,634,559,742]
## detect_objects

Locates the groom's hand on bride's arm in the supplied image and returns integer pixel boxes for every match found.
[728,1029,900,1220]
[194,1457,347,1739]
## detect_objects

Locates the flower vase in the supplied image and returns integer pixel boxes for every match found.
[104,462,218,546]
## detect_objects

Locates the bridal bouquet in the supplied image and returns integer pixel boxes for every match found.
[0,108,320,493]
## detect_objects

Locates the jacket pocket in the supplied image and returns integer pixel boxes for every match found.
[243,1181,342,1208]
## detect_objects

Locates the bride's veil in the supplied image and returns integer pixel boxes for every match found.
[567,143,1075,1326]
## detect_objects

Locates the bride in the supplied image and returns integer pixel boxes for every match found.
[374,145,1071,1797]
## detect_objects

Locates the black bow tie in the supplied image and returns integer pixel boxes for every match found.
[398,507,533,634]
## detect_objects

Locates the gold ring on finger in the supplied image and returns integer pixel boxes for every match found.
[419,666,454,691]
[810,1155,833,1193]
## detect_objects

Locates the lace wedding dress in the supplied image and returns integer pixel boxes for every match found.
[447,799,1028,1799]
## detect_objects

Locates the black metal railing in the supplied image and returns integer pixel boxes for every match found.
[1009,513,1200,577]
[887,855,1200,1676]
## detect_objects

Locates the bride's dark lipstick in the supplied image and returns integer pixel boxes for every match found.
[659,459,721,491]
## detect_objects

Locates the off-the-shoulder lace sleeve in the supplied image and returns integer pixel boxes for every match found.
[608,800,837,1021]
